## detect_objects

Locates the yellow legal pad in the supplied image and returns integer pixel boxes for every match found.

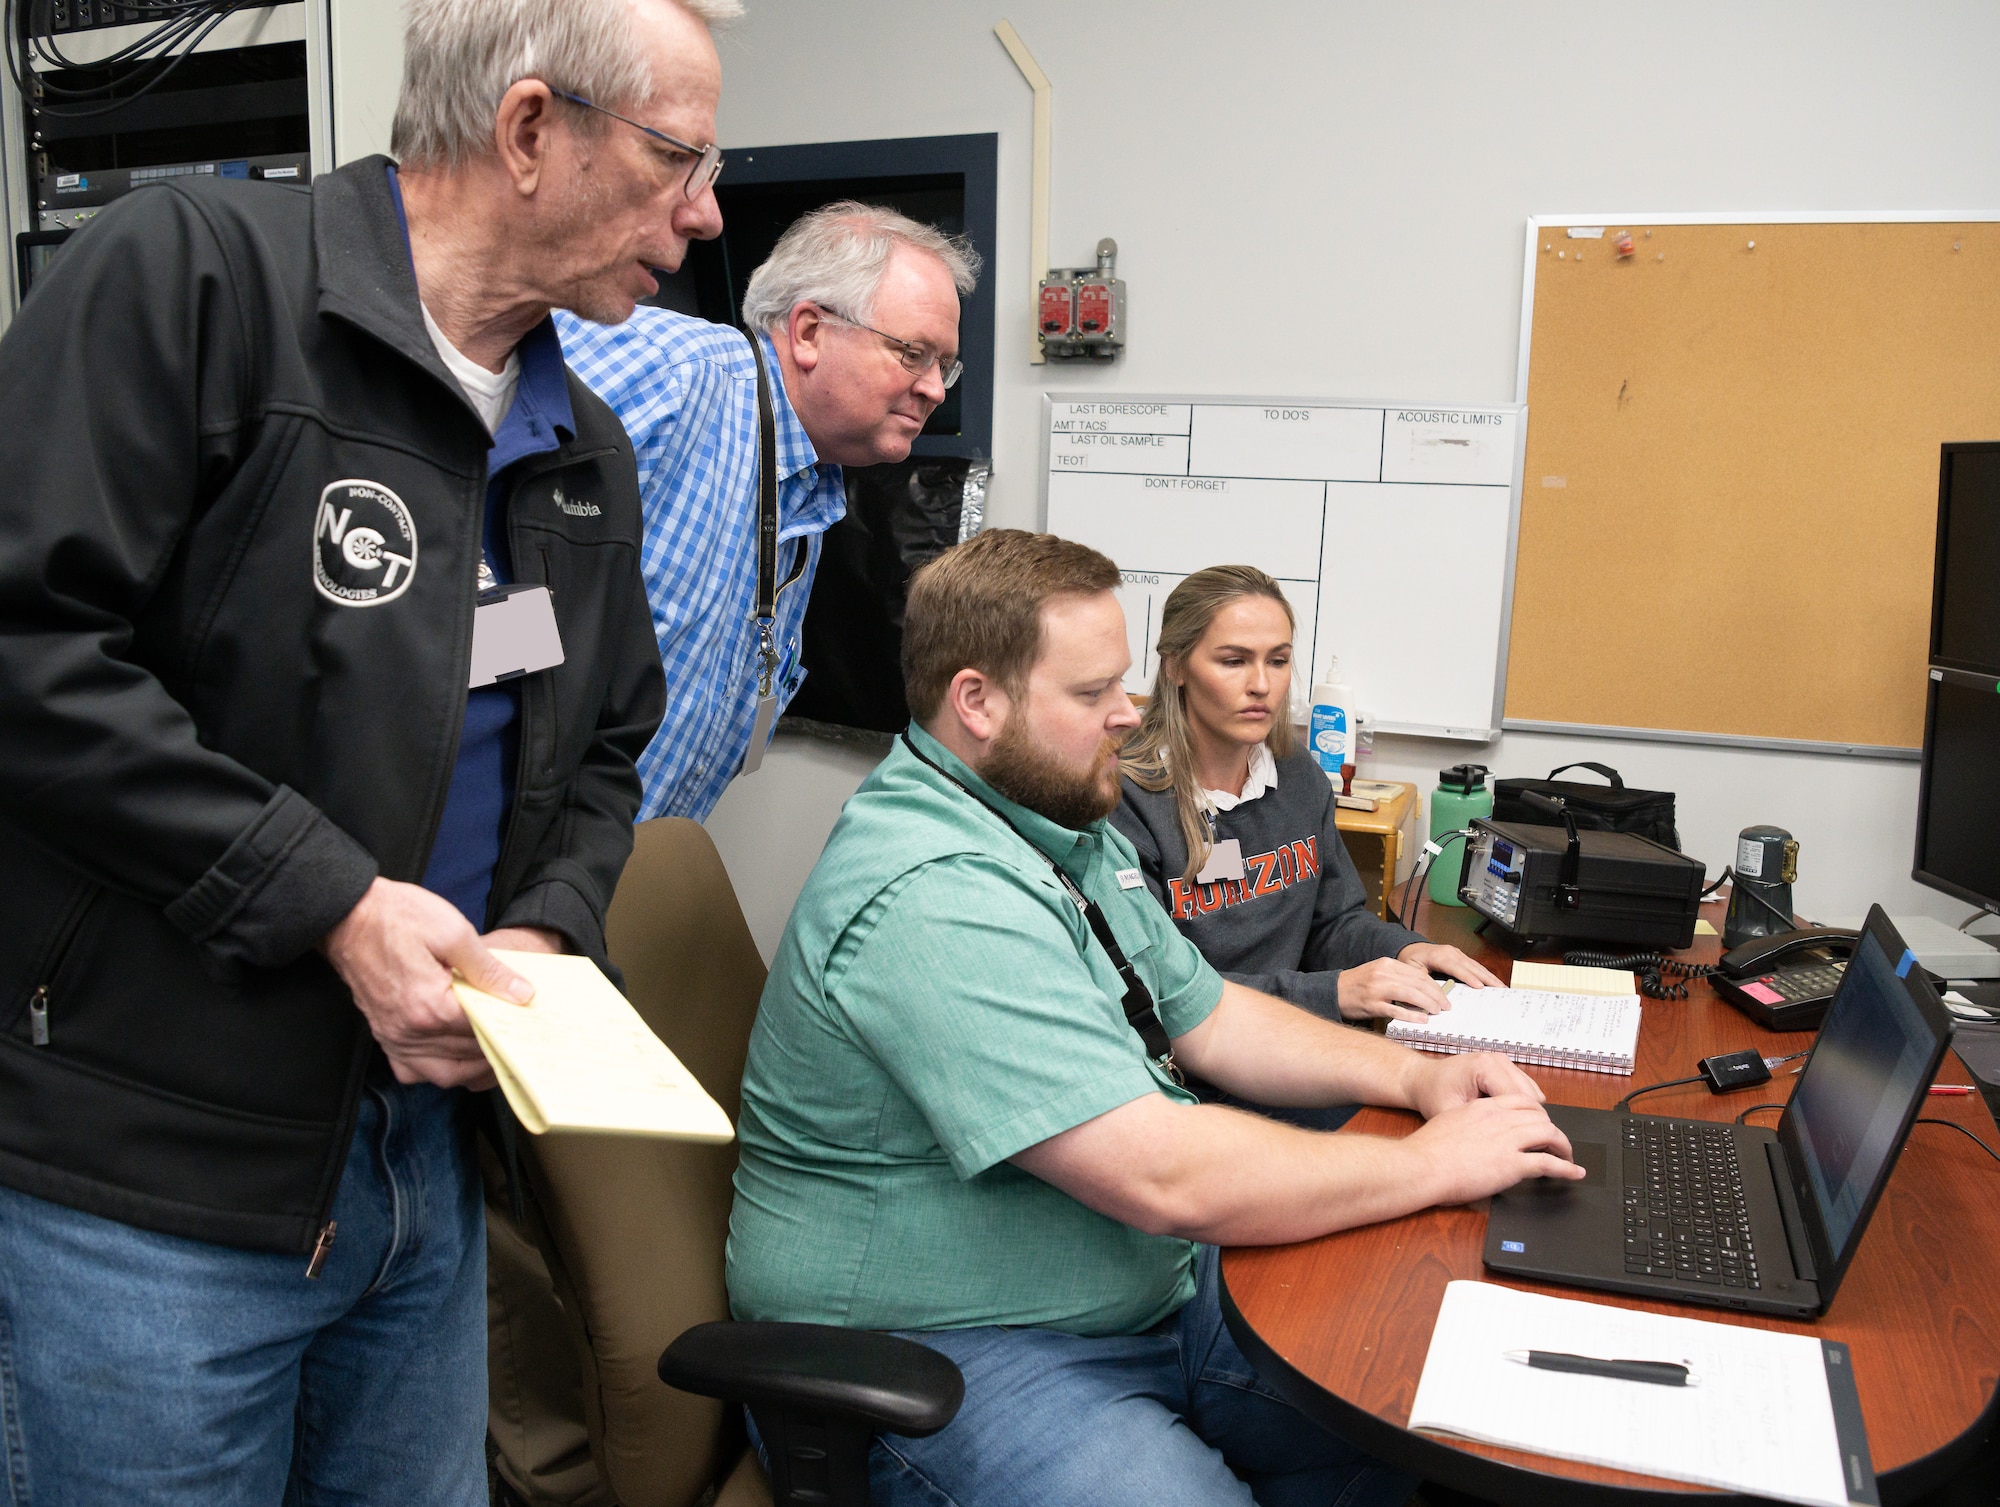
[1507,960,1637,997]
[453,950,734,1142]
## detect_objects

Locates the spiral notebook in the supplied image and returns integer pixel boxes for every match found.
[1386,984,1642,1075]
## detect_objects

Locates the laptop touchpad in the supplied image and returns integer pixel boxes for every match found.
[1525,1138,1604,1191]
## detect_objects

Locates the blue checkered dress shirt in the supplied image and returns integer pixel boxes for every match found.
[555,308,846,821]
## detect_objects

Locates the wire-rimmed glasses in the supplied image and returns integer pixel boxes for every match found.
[816,308,963,389]
[553,89,723,201]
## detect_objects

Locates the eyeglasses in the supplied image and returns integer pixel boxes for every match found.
[817,308,963,389]
[553,90,723,201]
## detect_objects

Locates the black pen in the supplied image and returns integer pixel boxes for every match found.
[1502,1349,1698,1387]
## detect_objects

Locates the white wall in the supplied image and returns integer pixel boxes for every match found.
[326,0,404,165]
[694,0,2000,953]
[706,733,887,960]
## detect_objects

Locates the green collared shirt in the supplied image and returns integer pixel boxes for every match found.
[726,724,1224,1336]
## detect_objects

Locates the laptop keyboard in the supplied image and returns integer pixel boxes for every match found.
[1621,1118,1763,1290]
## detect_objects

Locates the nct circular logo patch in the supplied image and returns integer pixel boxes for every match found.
[313,479,418,607]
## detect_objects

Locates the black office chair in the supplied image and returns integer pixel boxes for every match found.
[660,1322,963,1507]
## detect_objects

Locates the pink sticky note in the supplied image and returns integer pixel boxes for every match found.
[1741,981,1785,1006]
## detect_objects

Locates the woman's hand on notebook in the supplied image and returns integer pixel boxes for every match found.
[1398,942,1505,991]
[1338,958,1452,1021]
[1339,945,1495,1023]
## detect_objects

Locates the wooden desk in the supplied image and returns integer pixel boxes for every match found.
[1220,896,2000,1505]
[1333,782,1418,922]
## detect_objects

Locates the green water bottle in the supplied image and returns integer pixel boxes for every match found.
[1427,764,1492,907]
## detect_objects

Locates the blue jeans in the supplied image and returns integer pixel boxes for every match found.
[0,1075,486,1507]
[869,1245,1413,1507]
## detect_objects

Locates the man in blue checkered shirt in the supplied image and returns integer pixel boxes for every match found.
[555,201,981,821]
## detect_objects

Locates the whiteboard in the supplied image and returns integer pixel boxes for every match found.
[1040,395,1526,741]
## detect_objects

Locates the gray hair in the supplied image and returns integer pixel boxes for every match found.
[391,0,743,171]
[740,201,981,334]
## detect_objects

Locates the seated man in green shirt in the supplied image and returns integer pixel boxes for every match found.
[726,528,1583,1507]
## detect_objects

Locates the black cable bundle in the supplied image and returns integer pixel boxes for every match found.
[1562,949,1716,1001]
[1398,829,1471,933]
[6,0,258,122]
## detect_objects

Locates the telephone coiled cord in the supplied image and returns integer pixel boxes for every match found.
[1562,949,1717,1002]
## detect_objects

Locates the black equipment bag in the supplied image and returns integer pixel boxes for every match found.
[1492,762,1680,850]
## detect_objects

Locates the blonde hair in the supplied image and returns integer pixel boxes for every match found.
[1120,566,1296,884]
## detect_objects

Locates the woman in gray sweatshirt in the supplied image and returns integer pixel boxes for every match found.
[1110,566,1500,1124]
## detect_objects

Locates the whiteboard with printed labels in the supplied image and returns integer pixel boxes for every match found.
[1040,396,1526,740]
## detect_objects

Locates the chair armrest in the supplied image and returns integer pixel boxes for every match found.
[658,1320,963,1438]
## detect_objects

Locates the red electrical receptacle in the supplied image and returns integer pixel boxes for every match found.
[1075,281,1112,335]
[1039,282,1075,336]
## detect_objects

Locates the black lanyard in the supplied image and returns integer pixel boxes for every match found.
[897,733,1182,1084]
[745,330,808,697]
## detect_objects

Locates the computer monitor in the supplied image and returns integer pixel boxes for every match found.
[1912,667,2000,915]
[1931,442,2000,675]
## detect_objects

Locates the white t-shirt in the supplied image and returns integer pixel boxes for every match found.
[1200,739,1278,813]
[421,300,519,437]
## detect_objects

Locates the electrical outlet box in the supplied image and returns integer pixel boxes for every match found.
[1038,238,1125,361]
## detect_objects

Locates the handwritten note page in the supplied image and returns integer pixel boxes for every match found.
[1410,1281,1849,1507]
[1386,986,1642,1073]
[454,951,734,1143]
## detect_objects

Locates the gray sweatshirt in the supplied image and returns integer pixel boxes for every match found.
[1110,750,1424,1020]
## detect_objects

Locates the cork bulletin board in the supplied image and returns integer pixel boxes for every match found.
[1507,216,2000,752]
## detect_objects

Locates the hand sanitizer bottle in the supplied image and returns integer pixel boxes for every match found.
[1309,661,1354,777]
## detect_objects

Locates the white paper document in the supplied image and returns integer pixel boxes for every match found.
[454,951,734,1142]
[1409,1281,1852,1507]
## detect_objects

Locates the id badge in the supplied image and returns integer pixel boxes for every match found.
[739,693,777,775]
[468,585,564,689]
[1196,837,1245,885]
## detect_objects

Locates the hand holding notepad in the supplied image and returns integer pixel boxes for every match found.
[453,950,733,1142]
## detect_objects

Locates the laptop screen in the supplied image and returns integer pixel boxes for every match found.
[1781,912,1946,1270]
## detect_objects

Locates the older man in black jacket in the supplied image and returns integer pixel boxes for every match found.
[0,1,738,1501]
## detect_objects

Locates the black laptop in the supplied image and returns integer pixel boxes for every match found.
[1484,906,1951,1319]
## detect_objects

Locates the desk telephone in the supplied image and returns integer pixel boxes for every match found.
[1711,927,1861,1030]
